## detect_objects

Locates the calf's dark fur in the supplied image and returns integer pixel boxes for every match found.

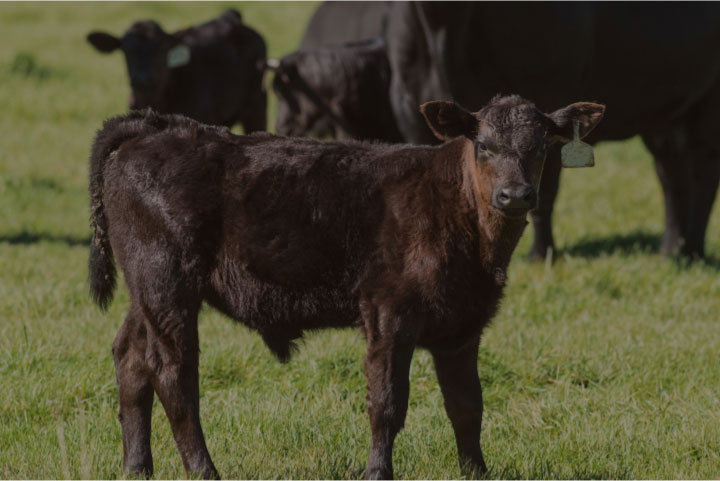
[89,95,603,479]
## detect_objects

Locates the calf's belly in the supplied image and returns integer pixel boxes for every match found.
[205,263,360,334]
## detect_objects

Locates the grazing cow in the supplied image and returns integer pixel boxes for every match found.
[88,95,604,479]
[87,9,267,131]
[269,39,403,142]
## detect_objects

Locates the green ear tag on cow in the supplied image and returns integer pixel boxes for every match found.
[167,44,191,68]
[561,120,594,168]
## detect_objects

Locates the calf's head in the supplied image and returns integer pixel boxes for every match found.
[421,95,604,218]
[88,21,188,109]
[269,58,335,139]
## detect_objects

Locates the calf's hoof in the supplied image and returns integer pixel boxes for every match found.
[365,466,393,480]
[461,459,488,478]
[124,463,153,479]
[188,466,221,480]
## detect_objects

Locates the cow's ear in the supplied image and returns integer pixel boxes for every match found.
[420,101,479,141]
[547,102,605,143]
[87,32,121,53]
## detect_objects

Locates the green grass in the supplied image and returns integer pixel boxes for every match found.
[2,2,720,479]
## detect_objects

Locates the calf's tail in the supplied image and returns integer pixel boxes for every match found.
[88,110,161,310]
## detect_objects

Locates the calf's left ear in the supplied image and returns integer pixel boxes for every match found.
[547,102,605,143]
[420,101,479,141]
[87,32,121,53]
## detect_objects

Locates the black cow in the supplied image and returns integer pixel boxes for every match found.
[386,2,720,259]
[269,39,403,142]
[299,2,390,50]
[88,97,603,479]
[305,1,720,259]
[87,9,267,131]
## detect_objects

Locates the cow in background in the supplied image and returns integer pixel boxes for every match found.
[302,1,720,260]
[299,2,390,50]
[268,39,403,142]
[383,2,720,260]
[87,9,267,132]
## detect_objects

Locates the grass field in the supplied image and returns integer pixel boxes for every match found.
[2,2,720,479]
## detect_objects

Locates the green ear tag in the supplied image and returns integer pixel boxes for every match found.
[561,120,594,168]
[167,44,191,68]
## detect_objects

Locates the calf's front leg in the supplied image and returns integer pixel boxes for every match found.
[431,338,488,476]
[362,304,417,480]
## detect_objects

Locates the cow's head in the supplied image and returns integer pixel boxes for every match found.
[87,21,189,109]
[421,95,604,218]
[267,58,335,139]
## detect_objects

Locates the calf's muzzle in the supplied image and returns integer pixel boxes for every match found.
[492,183,537,215]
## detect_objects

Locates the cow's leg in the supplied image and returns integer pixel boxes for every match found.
[529,145,562,260]
[643,130,692,256]
[685,143,720,258]
[141,295,219,480]
[113,304,154,477]
[644,112,720,259]
[242,91,267,134]
[431,338,487,477]
[684,105,720,258]
[362,304,417,480]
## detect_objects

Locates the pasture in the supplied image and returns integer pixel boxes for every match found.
[1,2,720,479]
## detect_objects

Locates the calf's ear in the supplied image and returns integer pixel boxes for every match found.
[87,32,121,53]
[420,101,479,141]
[547,102,605,142]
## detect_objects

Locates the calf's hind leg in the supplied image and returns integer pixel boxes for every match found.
[140,294,219,480]
[431,338,487,476]
[362,304,418,480]
[113,304,154,477]
[122,244,219,479]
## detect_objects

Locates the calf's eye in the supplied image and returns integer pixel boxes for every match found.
[476,142,487,153]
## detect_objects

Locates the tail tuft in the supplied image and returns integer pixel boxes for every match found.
[89,236,116,311]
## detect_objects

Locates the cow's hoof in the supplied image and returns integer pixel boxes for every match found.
[526,245,554,263]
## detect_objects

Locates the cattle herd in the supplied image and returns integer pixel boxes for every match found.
[86,3,719,479]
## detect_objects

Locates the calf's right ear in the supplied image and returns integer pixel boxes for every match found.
[420,101,479,141]
[87,32,121,53]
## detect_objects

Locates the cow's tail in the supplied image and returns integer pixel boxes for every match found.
[88,110,160,310]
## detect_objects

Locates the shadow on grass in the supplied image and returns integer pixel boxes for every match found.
[562,230,661,258]
[560,230,720,270]
[0,231,90,247]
